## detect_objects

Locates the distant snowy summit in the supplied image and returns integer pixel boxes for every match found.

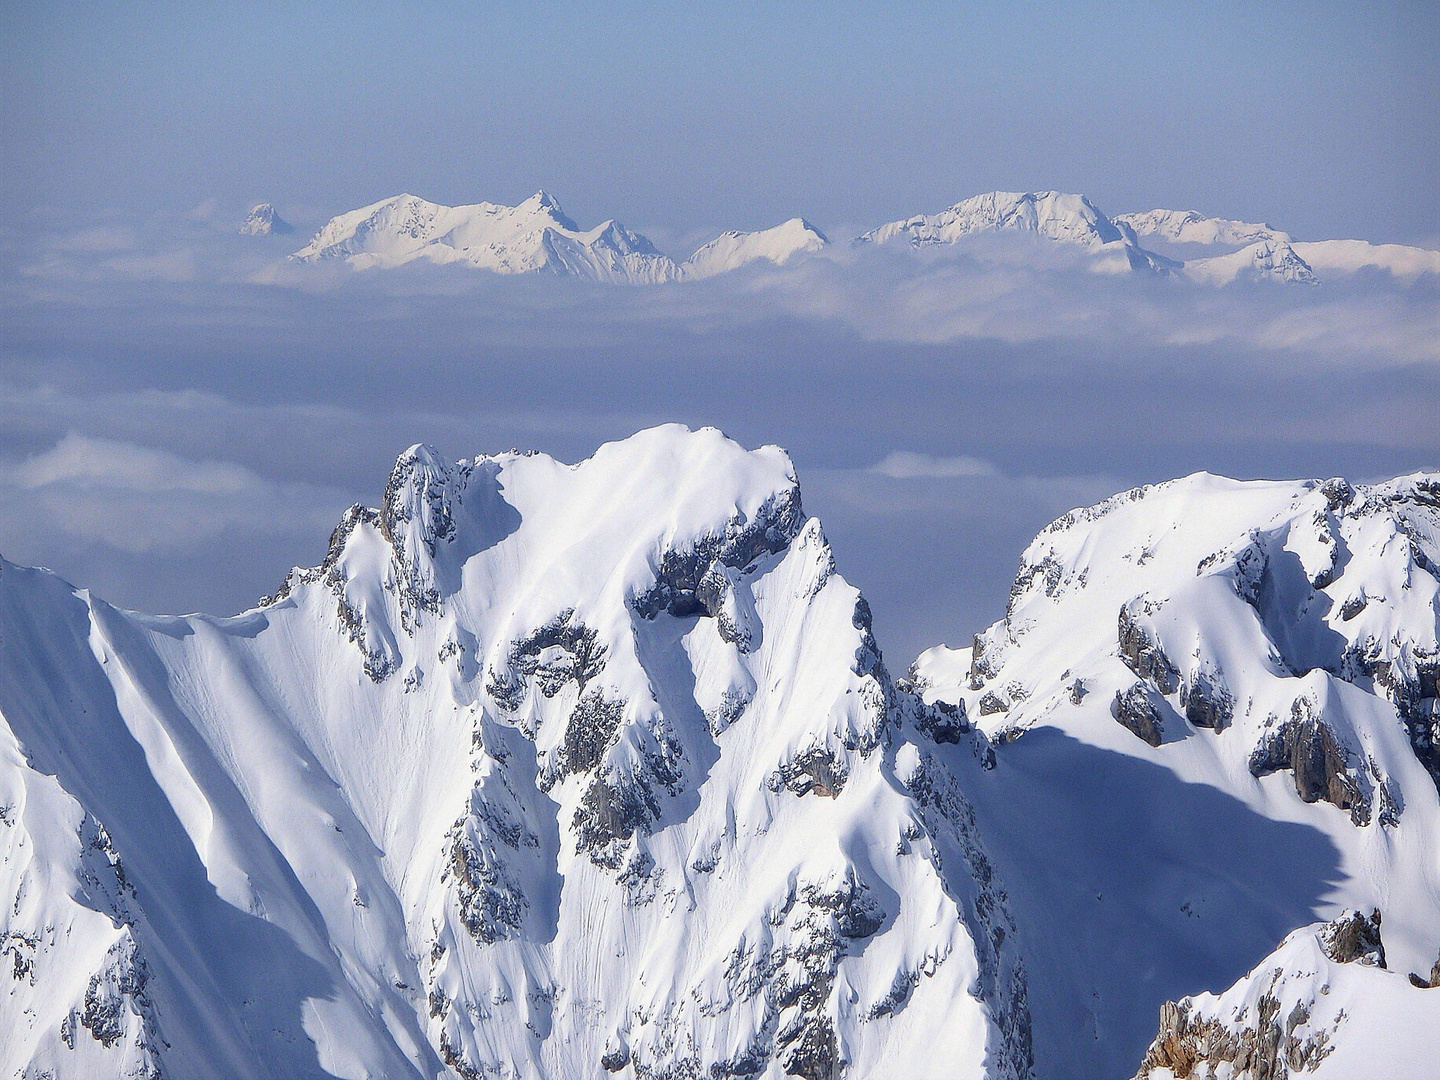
[681,217,829,279]
[289,187,1437,286]
[1117,206,1440,283]
[858,189,1179,276]
[289,191,677,282]
[239,202,293,236]
[290,192,827,283]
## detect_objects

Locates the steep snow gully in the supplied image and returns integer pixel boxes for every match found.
[2,426,1438,1079]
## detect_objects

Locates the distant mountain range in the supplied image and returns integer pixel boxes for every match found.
[275,189,1439,286]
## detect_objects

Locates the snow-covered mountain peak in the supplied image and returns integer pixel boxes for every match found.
[858,190,1125,249]
[239,202,293,236]
[856,189,1180,275]
[682,217,830,279]
[5,434,1440,1077]
[1,423,1041,1079]
[290,192,681,282]
[1113,208,1290,249]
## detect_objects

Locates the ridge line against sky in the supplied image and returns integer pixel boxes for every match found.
[2,2,1437,249]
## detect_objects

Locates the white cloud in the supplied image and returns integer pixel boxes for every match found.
[12,435,256,493]
[868,451,999,479]
[1,435,348,556]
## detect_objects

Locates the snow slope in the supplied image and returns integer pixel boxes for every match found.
[912,471,1440,1078]
[290,192,681,282]
[682,219,829,279]
[1291,239,1440,282]
[1113,209,1288,250]
[0,426,1028,1080]
[1182,240,1318,286]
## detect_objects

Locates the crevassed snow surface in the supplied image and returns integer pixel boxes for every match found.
[3,429,1439,1079]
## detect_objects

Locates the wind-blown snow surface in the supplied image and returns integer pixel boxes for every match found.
[913,471,1440,1078]
[0,427,1027,1080]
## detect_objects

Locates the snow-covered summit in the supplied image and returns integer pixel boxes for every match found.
[681,218,830,279]
[913,468,1440,1076]
[1118,206,1440,283]
[861,190,1124,248]
[4,430,1439,1079]
[239,202,293,236]
[290,191,681,282]
[1113,208,1289,249]
[858,190,1176,275]
[0,424,1029,1080]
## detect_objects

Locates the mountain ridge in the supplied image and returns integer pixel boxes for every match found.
[3,428,1438,1079]
[289,188,1437,286]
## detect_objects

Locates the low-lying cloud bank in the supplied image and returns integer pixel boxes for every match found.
[1,206,1435,660]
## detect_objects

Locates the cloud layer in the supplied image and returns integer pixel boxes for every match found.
[1,208,1435,659]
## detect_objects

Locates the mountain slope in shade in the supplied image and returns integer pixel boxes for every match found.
[682,218,829,279]
[0,426,1029,1080]
[857,190,1177,275]
[911,470,1440,1078]
[240,202,294,236]
[290,192,681,282]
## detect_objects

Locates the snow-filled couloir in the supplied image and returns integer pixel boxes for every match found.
[0,426,1028,1080]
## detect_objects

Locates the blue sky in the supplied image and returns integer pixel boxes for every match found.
[4,2,1438,244]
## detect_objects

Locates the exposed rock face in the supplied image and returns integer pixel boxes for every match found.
[1113,683,1167,747]
[1408,950,1440,990]
[1118,601,1181,695]
[1133,992,1333,1080]
[1133,910,1398,1079]
[1318,909,1385,968]
[1181,670,1234,730]
[1248,697,1371,825]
